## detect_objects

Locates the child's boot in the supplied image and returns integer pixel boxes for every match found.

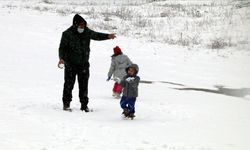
[128,113,135,120]
[112,92,121,99]
[122,108,129,117]
[112,92,117,97]
[115,93,121,99]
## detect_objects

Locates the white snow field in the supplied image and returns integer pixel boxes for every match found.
[1,1,250,150]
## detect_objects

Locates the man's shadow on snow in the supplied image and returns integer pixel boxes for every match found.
[140,80,250,99]
[173,85,250,99]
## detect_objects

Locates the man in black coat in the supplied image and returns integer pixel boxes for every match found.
[58,14,116,112]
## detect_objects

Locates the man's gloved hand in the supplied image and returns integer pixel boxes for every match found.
[108,33,116,39]
[126,77,135,82]
[106,76,111,81]
[113,77,121,84]
[58,59,65,69]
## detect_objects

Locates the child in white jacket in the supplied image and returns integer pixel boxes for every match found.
[107,46,132,98]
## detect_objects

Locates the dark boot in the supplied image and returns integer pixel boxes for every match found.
[80,104,89,112]
[63,103,72,111]
[128,113,135,120]
[122,108,129,117]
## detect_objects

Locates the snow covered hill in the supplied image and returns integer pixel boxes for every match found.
[0,1,250,150]
[2,0,250,49]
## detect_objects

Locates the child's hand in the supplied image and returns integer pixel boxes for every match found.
[126,77,135,82]
[106,76,111,81]
[113,77,121,84]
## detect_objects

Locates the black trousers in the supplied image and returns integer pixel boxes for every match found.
[62,63,89,107]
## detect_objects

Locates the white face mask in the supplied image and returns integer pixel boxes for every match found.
[77,27,84,33]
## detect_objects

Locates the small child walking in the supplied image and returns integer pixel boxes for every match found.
[107,46,132,98]
[115,64,140,119]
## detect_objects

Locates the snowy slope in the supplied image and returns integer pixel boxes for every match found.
[2,0,250,49]
[0,4,250,150]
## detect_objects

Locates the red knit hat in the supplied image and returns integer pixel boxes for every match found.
[113,46,122,55]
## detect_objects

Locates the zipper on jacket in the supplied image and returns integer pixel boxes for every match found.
[126,80,129,97]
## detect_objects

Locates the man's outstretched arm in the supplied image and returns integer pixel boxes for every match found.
[89,29,116,40]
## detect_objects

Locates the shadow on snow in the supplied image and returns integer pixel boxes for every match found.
[140,80,250,99]
[174,85,250,99]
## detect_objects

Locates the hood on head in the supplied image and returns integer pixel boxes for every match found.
[126,64,139,75]
[73,14,87,27]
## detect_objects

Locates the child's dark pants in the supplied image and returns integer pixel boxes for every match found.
[120,96,136,114]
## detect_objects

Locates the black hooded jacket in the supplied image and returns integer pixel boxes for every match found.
[59,14,109,65]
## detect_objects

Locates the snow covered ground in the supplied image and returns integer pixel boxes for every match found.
[1,2,250,150]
